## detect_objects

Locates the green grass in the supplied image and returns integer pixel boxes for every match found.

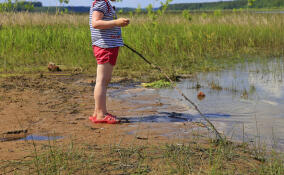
[141,80,173,88]
[0,12,283,174]
[0,12,283,81]
[1,138,283,174]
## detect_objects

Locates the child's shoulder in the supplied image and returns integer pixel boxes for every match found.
[92,0,108,6]
[92,0,111,14]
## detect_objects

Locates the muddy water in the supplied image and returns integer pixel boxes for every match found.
[108,87,192,123]
[111,58,284,150]
[19,135,63,141]
[162,59,284,150]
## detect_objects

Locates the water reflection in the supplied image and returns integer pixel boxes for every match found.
[122,112,231,123]
[110,58,284,151]
[157,58,284,150]
[19,135,63,141]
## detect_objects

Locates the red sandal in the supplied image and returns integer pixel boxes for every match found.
[90,113,120,124]
[89,116,96,123]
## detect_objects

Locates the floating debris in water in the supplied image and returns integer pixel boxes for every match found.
[197,91,206,100]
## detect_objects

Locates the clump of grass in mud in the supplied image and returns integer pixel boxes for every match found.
[141,80,173,88]
[3,139,284,175]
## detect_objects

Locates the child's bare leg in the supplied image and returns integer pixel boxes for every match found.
[93,63,113,119]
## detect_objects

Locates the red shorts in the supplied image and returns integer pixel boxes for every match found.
[92,46,119,66]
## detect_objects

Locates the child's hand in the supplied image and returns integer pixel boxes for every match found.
[115,18,130,27]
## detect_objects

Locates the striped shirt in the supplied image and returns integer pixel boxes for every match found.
[89,0,124,48]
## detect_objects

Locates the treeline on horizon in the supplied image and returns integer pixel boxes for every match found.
[0,0,135,13]
[0,1,42,12]
[0,0,284,13]
[168,0,284,11]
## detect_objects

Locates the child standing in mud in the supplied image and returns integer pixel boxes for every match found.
[89,0,129,124]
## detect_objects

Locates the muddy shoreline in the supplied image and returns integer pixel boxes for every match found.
[1,73,283,174]
[0,73,206,161]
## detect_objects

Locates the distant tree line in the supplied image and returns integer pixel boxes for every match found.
[167,0,284,11]
[252,0,284,8]
[1,0,283,13]
[0,0,42,12]
[0,0,135,13]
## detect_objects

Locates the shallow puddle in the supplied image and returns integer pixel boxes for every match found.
[1,129,63,142]
[110,58,284,150]
[157,58,284,150]
[123,112,192,123]
[19,135,63,141]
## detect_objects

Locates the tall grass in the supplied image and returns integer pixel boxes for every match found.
[0,12,283,79]
[2,139,283,174]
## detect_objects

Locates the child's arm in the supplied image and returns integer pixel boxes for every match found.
[92,11,129,29]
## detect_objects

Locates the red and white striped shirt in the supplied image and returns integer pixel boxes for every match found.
[89,0,124,48]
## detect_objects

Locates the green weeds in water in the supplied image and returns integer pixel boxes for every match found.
[141,80,173,88]
[208,80,223,91]
[241,88,249,99]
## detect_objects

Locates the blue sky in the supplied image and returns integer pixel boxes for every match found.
[1,0,231,8]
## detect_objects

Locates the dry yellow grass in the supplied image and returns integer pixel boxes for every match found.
[0,12,88,26]
[1,12,284,27]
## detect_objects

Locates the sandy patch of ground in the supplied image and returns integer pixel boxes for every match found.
[0,73,205,162]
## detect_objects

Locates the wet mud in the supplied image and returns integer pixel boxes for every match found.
[0,73,205,161]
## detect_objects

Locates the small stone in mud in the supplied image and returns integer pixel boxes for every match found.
[88,80,95,85]
[136,136,148,140]
[197,91,206,100]
[69,122,78,125]
[75,118,86,121]
[39,73,44,78]
[70,109,79,114]
[48,62,61,72]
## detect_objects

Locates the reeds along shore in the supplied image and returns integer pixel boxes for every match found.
[0,12,283,78]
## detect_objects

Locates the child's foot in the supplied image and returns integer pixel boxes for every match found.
[90,113,120,124]
[89,116,96,123]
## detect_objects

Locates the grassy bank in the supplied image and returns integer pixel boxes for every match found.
[1,138,283,174]
[0,12,283,80]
